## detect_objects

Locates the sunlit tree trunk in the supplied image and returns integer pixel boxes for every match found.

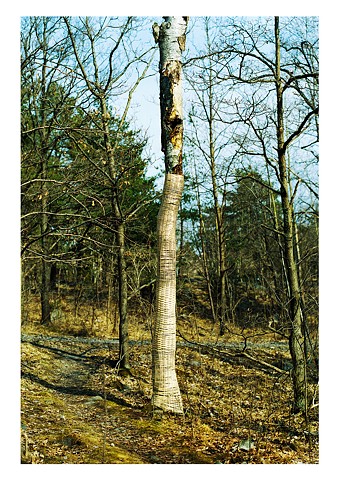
[39,19,51,325]
[152,16,188,413]
[116,215,129,370]
[153,173,184,412]
[275,17,307,413]
[101,97,130,371]
[209,123,227,332]
[193,158,218,324]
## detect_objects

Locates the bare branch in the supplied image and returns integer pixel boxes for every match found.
[282,107,319,154]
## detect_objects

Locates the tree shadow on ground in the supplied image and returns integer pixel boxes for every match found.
[21,370,134,408]
[22,339,121,368]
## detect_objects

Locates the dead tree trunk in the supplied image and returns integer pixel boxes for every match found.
[151,16,188,413]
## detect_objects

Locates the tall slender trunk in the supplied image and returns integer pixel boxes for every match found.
[193,159,217,324]
[267,165,290,319]
[40,21,51,325]
[206,46,227,333]
[209,144,227,332]
[152,16,188,413]
[275,17,307,413]
[106,252,115,331]
[40,155,50,324]
[293,207,317,372]
[40,232,51,324]
[116,218,129,370]
[101,97,130,370]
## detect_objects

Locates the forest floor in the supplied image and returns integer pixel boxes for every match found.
[20,300,319,464]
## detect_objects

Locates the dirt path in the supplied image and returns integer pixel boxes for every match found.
[21,332,318,464]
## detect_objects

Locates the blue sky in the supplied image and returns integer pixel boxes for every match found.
[124,17,207,182]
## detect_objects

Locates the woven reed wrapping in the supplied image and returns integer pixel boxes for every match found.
[152,173,184,413]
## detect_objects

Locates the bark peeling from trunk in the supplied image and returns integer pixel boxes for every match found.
[152,17,188,413]
[158,17,188,175]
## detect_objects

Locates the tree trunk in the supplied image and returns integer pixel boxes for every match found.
[193,158,218,324]
[100,93,131,371]
[152,173,184,413]
[275,16,307,413]
[209,115,227,331]
[207,66,228,332]
[116,219,130,370]
[41,177,50,324]
[41,248,51,324]
[152,16,188,413]
[40,24,51,325]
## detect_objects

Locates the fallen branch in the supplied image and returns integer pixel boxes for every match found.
[239,351,289,375]
[177,330,289,375]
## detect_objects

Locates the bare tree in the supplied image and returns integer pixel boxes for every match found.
[64,16,154,370]
[183,16,318,413]
[215,16,318,413]
[21,16,77,324]
[184,18,239,332]
[274,17,309,414]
